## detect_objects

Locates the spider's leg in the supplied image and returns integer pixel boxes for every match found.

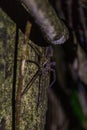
[49,68,56,88]
[26,60,40,68]
[28,40,42,56]
[45,46,53,58]
[21,69,40,96]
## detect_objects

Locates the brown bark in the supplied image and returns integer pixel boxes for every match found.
[15,21,32,130]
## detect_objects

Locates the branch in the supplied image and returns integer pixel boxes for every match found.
[20,0,69,45]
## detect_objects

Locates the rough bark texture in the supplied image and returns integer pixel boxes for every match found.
[15,21,32,130]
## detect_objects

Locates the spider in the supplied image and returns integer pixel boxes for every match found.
[21,41,56,96]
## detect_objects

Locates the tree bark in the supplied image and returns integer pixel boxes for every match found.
[15,21,32,130]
